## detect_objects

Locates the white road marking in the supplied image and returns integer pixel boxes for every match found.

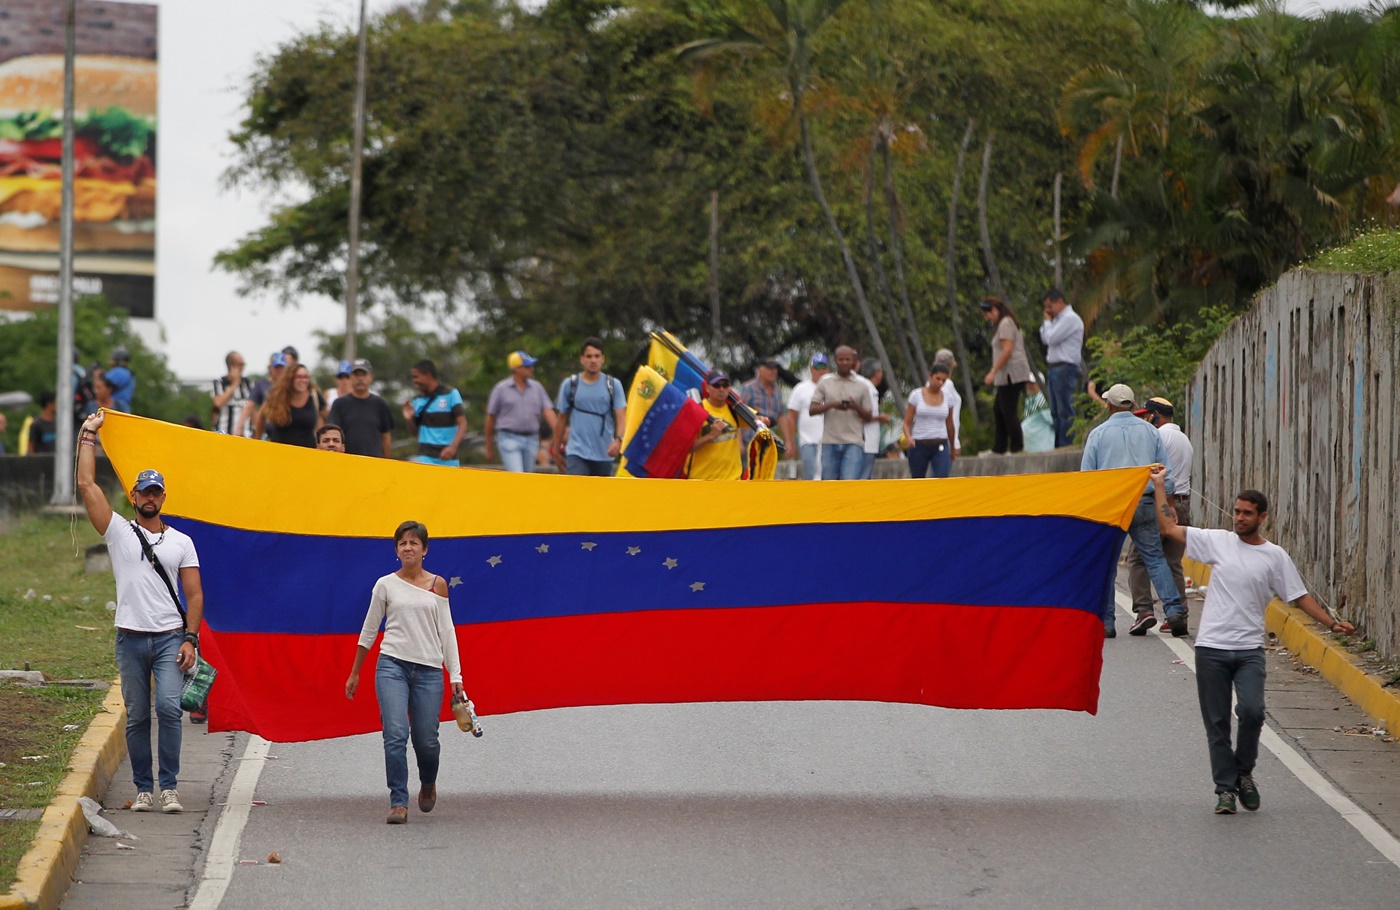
[1116,592,1400,868]
[189,735,271,910]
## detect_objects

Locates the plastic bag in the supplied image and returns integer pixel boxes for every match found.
[78,796,137,840]
[181,655,217,712]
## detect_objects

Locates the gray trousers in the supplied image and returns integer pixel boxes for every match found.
[1195,647,1267,794]
[1128,497,1191,617]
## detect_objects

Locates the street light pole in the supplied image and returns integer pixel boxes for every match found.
[343,0,369,361]
[50,0,77,505]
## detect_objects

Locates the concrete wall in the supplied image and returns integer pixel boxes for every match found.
[1185,270,1400,657]
[771,448,1082,480]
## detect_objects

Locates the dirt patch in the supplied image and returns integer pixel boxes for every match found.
[0,685,52,769]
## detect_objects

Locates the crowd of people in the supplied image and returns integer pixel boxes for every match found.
[60,297,1363,822]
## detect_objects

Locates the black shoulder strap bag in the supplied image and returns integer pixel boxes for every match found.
[129,521,217,711]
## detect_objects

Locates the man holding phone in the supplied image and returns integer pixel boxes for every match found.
[808,345,875,480]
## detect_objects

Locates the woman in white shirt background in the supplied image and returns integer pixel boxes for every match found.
[904,363,958,477]
[346,520,463,824]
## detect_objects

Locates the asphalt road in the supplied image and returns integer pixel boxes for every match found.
[205,628,1400,910]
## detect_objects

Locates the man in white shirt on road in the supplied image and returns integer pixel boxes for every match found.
[1149,465,1353,815]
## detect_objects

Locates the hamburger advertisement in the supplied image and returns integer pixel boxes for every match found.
[0,1,157,317]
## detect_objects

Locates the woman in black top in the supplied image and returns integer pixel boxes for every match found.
[256,364,323,446]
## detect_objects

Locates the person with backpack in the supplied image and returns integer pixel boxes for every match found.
[75,410,205,814]
[402,360,467,466]
[553,337,627,476]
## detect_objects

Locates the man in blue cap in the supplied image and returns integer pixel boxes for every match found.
[485,350,556,472]
[324,359,354,410]
[76,411,204,814]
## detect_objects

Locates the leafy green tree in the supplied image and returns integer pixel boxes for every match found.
[0,297,207,451]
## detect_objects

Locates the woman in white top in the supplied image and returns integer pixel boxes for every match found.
[346,520,462,825]
[903,362,958,477]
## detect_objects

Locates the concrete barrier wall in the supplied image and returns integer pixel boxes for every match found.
[770,448,1083,480]
[1184,270,1400,657]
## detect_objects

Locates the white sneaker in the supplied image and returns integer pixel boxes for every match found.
[131,791,155,812]
[160,789,183,813]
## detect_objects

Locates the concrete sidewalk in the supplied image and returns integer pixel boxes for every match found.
[59,724,239,910]
[31,572,1400,909]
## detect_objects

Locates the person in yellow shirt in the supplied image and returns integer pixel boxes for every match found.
[687,370,743,481]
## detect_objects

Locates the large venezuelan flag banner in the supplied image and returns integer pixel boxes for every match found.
[98,412,1146,743]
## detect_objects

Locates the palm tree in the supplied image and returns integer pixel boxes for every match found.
[679,0,904,402]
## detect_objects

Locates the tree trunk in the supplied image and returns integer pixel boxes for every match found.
[1053,171,1063,288]
[864,135,917,388]
[709,190,721,348]
[881,126,928,377]
[797,109,903,405]
[977,131,1008,301]
[1111,135,1123,200]
[946,118,978,418]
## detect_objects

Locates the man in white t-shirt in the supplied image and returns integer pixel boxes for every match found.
[1149,465,1353,815]
[784,353,829,479]
[77,411,204,815]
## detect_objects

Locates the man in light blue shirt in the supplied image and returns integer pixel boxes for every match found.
[1039,288,1083,448]
[1080,383,1185,638]
[555,337,627,476]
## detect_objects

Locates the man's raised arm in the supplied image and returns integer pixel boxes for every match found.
[77,412,113,535]
[1149,464,1185,546]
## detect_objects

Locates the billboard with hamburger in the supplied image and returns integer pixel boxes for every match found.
[0,1,156,317]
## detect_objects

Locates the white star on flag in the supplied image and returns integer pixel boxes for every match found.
[581,542,597,551]
[487,556,503,568]
[663,558,678,569]
[448,576,462,588]
[536,544,550,554]
[626,546,641,556]
[689,581,705,592]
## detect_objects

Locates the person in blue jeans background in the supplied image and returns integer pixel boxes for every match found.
[809,346,875,480]
[1080,383,1185,638]
[347,520,463,824]
[1039,288,1084,448]
[77,411,204,814]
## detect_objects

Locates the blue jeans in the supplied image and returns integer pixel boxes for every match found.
[859,452,877,479]
[565,454,616,476]
[1196,647,1266,794]
[799,444,820,480]
[907,440,952,478]
[115,629,185,792]
[495,430,537,473]
[821,443,865,480]
[1101,498,1184,629]
[1046,363,1080,448]
[375,654,444,808]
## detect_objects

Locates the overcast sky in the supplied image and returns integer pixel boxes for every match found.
[148,0,1375,380]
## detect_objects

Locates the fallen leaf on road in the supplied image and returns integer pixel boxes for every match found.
[268,852,282,864]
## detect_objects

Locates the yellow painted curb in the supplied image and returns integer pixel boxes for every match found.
[1184,557,1400,734]
[0,685,127,910]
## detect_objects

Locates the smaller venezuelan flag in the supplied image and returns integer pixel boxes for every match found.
[619,366,708,479]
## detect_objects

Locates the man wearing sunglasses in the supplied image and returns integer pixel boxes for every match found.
[687,370,744,480]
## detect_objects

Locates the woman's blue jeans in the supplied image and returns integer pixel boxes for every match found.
[375,654,444,807]
[115,629,185,792]
[907,440,952,478]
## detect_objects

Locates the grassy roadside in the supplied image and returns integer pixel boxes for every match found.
[0,511,121,892]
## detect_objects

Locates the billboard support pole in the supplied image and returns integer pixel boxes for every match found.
[343,0,369,362]
[50,0,77,506]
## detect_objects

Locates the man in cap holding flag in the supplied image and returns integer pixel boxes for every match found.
[76,411,204,814]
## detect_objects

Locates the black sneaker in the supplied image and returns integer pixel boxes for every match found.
[1104,627,1117,639]
[1237,775,1260,811]
[1128,614,1158,636]
[1214,792,1237,814]
[1167,613,1189,637]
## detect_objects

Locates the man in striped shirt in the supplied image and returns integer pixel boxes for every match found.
[211,352,253,437]
[402,360,467,466]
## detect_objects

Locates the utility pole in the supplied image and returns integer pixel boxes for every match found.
[50,0,77,506]
[343,0,369,361]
